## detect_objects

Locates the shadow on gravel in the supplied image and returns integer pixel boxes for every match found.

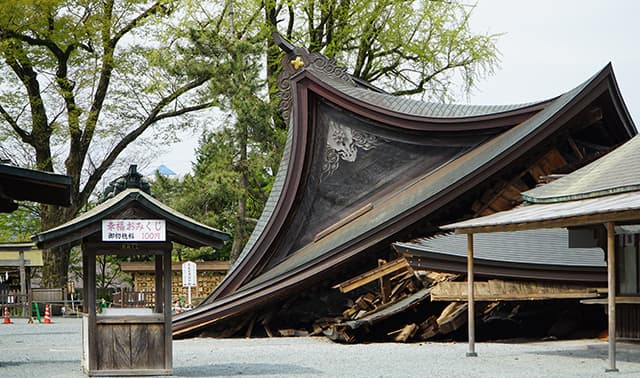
[0,359,79,367]
[529,348,640,363]
[5,331,77,337]
[174,362,322,377]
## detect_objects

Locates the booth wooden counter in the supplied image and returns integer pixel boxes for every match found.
[83,309,169,374]
[80,239,174,376]
[32,187,229,376]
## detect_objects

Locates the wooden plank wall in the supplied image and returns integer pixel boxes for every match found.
[96,323,165,370]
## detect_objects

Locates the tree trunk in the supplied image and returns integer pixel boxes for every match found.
[41,245,71,289]
[264,1,286,131]
[40,204,73,288]
[230,123,249,263]
[230,189,247,263]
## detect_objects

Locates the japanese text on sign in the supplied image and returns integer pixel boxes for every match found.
[102,219,166,242]
[182,261,197,287]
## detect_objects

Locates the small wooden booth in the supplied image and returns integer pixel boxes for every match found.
[32,188,229,376]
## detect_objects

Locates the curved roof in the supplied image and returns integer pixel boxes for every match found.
[32,189,229,249]
[523,135,640,203]
[215,61,623,294]
[298,55,551,131]
[308,64,550,120]
[173,51,636,337]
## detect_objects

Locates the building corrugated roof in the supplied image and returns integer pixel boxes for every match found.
[523,135,640,203]
[394,228,605,267]
[442,190,640,233]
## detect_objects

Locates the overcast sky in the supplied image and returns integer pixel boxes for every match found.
[150,0,640,176]
[468,0,639,115]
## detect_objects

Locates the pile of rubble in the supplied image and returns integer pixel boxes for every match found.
[206,255,606,344]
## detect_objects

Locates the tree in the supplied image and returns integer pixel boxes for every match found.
[179,0,500,258]
[0,204,40,242]
[0,0,500,283]
[152,126,279,262]
[0,0,226,287]
[264,0,499,101]
[177,3,284,261]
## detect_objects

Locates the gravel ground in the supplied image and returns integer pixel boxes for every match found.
[2,316,640,377]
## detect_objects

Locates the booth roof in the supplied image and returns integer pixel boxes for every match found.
[32,188,229,249]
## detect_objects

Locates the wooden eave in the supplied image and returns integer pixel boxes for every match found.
[294,70,553,133]
[0,242,37,251]
[399,251,605,283]
[0,163,72,207]
[120,261,230,273]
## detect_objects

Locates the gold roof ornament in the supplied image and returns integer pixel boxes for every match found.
[290,56,305,70]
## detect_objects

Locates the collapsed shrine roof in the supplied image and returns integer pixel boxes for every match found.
[172,41,635,337]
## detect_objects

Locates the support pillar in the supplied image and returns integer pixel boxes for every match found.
[19,250,27,316]
[606,221,618,372]
[467,233,477,357]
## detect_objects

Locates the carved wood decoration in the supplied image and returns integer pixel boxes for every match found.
[277,46,354,127]
[267,100,487,267]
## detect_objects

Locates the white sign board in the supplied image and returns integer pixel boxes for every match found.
[182,261,197,287]
[102,219,166,242]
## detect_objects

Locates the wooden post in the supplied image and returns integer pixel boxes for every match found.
[86,247,97,372]
[82,250,89,312]
[606,221,618,372]
[155,255,163,313]
[163,248,173,370]
[19,250,27,316]
[467,233,477,357]
[378,259,391,303]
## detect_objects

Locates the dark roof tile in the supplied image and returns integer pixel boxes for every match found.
[395,228,605,267]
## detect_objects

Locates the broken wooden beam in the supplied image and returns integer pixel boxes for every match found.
[431,280,604,301]
[391,323,419,342]
[333,257,411,293]
[437,302,468,335]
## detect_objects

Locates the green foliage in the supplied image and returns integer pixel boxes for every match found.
[152,168,234,262]
[0,204,40,242]
[149,0,500,261]
[0,0,500,282]
[270,0,500,100]
[0,0,229,287]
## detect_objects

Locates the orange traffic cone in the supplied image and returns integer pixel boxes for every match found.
[3,306,11,324]
[44,304,52,324]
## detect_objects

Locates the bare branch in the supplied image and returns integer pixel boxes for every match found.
[77,75,212,208]
[154,101,216,122]
[0,102,32,144]
[111,1,172,46]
